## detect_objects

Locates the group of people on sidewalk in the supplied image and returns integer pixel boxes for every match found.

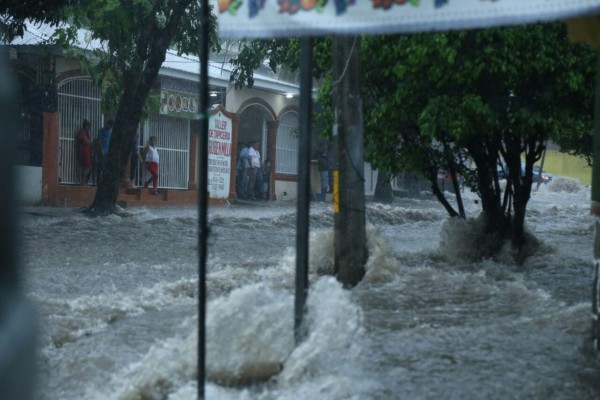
[75,118,160,195]
[75,119,334,202]
[236,141,271,201]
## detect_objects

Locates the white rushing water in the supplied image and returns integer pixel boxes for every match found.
[19,176,600,399]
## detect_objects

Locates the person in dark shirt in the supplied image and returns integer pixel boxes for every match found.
[95,119,113,182]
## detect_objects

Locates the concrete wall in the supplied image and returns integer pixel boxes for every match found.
[274,180,297,202]
[14,166,42,206]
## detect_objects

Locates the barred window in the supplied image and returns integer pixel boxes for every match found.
[57,77,102,184]
[275,112,298,175]
[146,113,190,189]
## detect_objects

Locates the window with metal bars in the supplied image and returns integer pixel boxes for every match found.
[275,112,299,175]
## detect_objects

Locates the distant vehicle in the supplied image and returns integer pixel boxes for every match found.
[532,165,553,184]
[496,163,553,184]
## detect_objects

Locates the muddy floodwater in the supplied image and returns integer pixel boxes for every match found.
[20,178,600,399]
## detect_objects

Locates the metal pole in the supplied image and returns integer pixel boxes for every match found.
[0,46,38,400]
[197,0,210,397]
[332,35,366,287]
[294,37,313,345]
[591,49,600,354]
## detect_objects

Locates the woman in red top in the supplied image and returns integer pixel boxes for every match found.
[76,119,93,185]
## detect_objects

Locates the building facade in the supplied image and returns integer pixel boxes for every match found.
[6,23,305,207]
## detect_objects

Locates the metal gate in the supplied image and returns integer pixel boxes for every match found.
[57,77,102,184]
[276,111,299,175]
[145,113,189,190]
[57,79,189,189]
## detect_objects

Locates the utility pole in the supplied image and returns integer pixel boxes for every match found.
[591,50,600,354]
[332,35,367,287]
[295,37,313,344]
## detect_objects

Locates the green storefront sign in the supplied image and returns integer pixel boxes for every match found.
[159,89,199,120]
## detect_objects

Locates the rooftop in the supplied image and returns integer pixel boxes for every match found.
[6,20,300,96]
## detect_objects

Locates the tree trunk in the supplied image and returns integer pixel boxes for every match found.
[88,78,156,214]
[429,173,459,218]
[89,103,144,214]
[87,9,186,215]
[441,136,465,218]
[374,170,394,204]
[333,35,367,288]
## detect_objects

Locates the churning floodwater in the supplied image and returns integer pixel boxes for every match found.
[19,177,600,399]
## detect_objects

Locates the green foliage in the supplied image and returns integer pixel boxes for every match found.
[231,23,595,252]
[1,0,76,41]
[4,0,221,117]
[229,25,595,180]
[230,37,330,89]
[64,1,219,116]
[362,25,593,178]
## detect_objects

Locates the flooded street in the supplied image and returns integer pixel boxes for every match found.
[20,180,600,399]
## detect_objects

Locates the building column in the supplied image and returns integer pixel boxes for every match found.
[41,112,59,206]
[267,120,279,200]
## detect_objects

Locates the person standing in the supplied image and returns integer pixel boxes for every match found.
[236,142,249,199]
[96,119,113,182]
[142,136,160,195]
[76,119,93,186]
[247,140,261,200]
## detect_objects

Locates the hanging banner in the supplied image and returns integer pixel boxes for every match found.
[159,89,199,120]
[215,0,600,38]
[208,111,233,199]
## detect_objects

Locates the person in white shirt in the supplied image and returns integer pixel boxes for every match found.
[247,141,262,200]
[142,136,160,195]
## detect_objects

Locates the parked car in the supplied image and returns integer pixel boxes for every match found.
[496,163,553,184]
[532,165,553,184]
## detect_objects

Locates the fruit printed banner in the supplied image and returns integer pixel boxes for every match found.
[214,0,600,38]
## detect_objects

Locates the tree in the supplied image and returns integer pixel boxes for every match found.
[1,0,77,41]
[231,24,595,260]
[82,1,220,215]
[362,25,595,257]
[3,1,220,215]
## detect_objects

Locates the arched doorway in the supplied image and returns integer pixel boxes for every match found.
[237,102,277,200]
[238,103,274,160]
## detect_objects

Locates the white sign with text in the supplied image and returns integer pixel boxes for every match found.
[208,112,232,199]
